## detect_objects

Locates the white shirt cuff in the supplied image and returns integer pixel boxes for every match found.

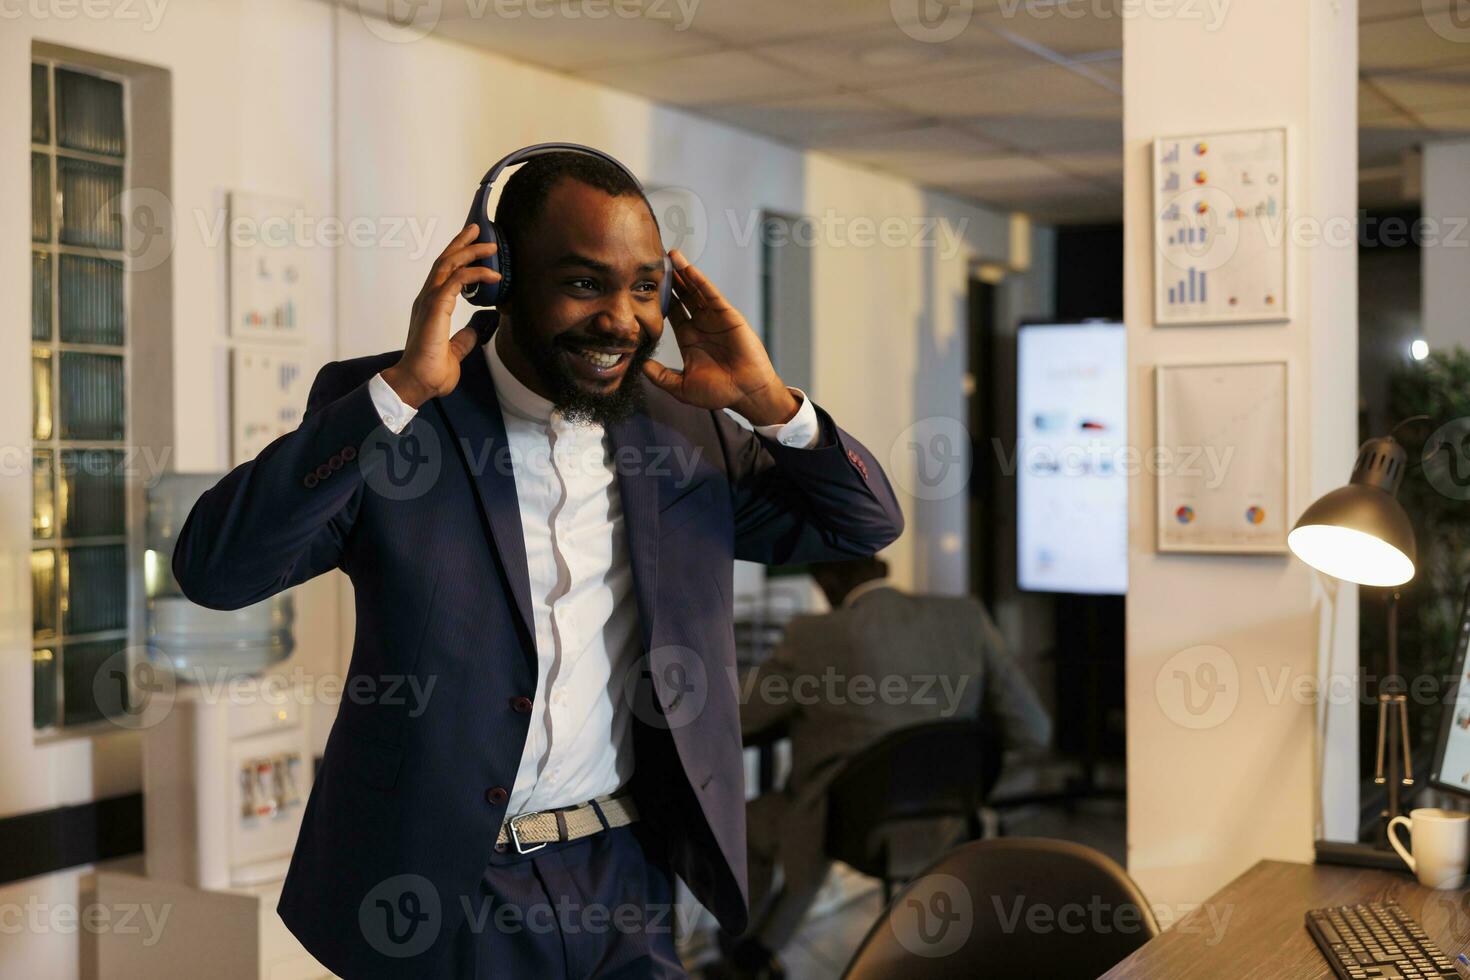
[753,387,820,449]
[368,372,418,435]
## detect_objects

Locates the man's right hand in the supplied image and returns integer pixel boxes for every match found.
[380,224,502,409]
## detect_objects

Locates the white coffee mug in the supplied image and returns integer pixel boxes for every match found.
[1388,807,1470,889]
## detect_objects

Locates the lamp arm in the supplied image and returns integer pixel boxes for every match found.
[1388,414,1438,474]
[1389,414,1432,442]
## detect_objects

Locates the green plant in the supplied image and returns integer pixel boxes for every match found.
[1386,347,1470,744]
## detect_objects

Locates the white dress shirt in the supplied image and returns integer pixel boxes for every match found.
[366,336,819,816]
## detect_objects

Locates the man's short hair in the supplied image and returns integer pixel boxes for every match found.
[493,151,656,300]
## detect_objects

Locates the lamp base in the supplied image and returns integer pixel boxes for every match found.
[1314,839,1408,872]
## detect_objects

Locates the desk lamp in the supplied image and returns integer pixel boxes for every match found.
[1289,427,1419,835]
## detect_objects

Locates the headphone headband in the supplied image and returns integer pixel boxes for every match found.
[477,142,647,191]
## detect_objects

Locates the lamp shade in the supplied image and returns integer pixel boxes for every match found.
[1287,436,1417,587]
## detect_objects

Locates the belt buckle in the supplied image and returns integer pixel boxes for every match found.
[509,811,548,855]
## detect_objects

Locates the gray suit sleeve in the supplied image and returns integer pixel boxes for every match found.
[738,617,820,739]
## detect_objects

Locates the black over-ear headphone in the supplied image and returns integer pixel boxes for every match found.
[459,142,673,318]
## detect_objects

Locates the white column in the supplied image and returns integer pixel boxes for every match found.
[1122,1,1359,908]
[1423,140,1470,355]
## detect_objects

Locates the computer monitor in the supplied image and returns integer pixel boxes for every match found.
[1429,584,1470,796]
[1015,319,1127,596]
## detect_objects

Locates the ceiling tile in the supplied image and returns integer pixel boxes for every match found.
[1360,12,1470,72]
[962,110,1120,153]
[1084,55,1122,86]
[1359,79,1408,121]
[1419,104,1470,133]
[697,90,920,146]
[871,61,1119,116]
[814,124,1011,183]
[426,0,722,71]
[670,0,904,45]
[938,154,1072,189]
[976,4,1122,59]
[750,21,1029,89]
[1370,64,1470,114]
[1360,0,1455,21]
[1042,149,1123,181]
[817,122,1005,157]
[576,49,834,106]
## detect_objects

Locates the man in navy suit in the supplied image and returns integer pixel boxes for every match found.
[172,151,903,978]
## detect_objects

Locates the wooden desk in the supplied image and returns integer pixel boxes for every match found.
[1103,860,1470,978]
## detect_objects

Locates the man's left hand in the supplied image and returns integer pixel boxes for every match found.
[641,249,801,427]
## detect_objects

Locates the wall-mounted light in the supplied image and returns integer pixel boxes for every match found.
[1411,339,1429,361]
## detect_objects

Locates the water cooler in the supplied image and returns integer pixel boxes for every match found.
[89,474,330,979]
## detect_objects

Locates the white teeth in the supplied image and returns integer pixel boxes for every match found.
[576,350,622,369]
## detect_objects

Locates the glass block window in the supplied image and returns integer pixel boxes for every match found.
[32,59,132,732]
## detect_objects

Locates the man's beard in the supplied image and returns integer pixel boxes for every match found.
[510,314,657,427]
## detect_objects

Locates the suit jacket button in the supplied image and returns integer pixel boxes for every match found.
[314,463,332,480]
[341,445,358,462]
[303,473,319,489]
[485,786,509,806]
[328,453,344,471]
[510,696,532,714]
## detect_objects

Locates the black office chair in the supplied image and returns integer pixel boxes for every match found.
[840,837,1159,980]
[825,720,1003,902]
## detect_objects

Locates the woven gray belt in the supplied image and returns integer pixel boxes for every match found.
[496,792,638,854]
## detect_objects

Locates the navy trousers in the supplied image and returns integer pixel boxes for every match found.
[449,822,688,978]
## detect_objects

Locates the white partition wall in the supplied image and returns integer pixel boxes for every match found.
[1122,2,1360,908]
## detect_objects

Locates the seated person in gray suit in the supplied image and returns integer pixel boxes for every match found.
[720,556,1052,978]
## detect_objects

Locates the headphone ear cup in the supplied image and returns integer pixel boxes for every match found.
[495,232,511,307]
[462,223,505,308]
[659,253,673,317]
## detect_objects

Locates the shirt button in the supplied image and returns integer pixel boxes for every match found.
[510,696,532,714]
[484,786,508,806]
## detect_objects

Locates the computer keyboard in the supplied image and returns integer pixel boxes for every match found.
[1307,901,1460,979]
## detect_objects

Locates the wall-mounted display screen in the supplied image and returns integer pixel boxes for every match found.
[1016,321,1128,595]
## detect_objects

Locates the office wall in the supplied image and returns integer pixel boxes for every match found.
[1122,1,1359,909]
[2,2,1045,975]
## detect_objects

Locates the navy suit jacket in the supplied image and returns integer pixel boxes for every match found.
[172,332,903,977]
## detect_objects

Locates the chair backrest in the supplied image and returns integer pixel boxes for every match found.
[825,720,1002,878]
[841,837,1160,980]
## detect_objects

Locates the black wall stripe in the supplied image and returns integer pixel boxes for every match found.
[0,755,324,886]
[0,792,143,886]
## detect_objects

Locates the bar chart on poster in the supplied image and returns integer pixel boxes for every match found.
[230,349,308,467]
[1153,127,1288,325]
[228,191,306,341]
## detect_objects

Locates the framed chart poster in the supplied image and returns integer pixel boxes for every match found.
[1156,360,1290,554]
[229,191,306,342]
[1153,127,1288,325]
[231,348,309,467]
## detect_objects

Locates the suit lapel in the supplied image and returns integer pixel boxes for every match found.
[608,407,660,651]
[432,345,537,649]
